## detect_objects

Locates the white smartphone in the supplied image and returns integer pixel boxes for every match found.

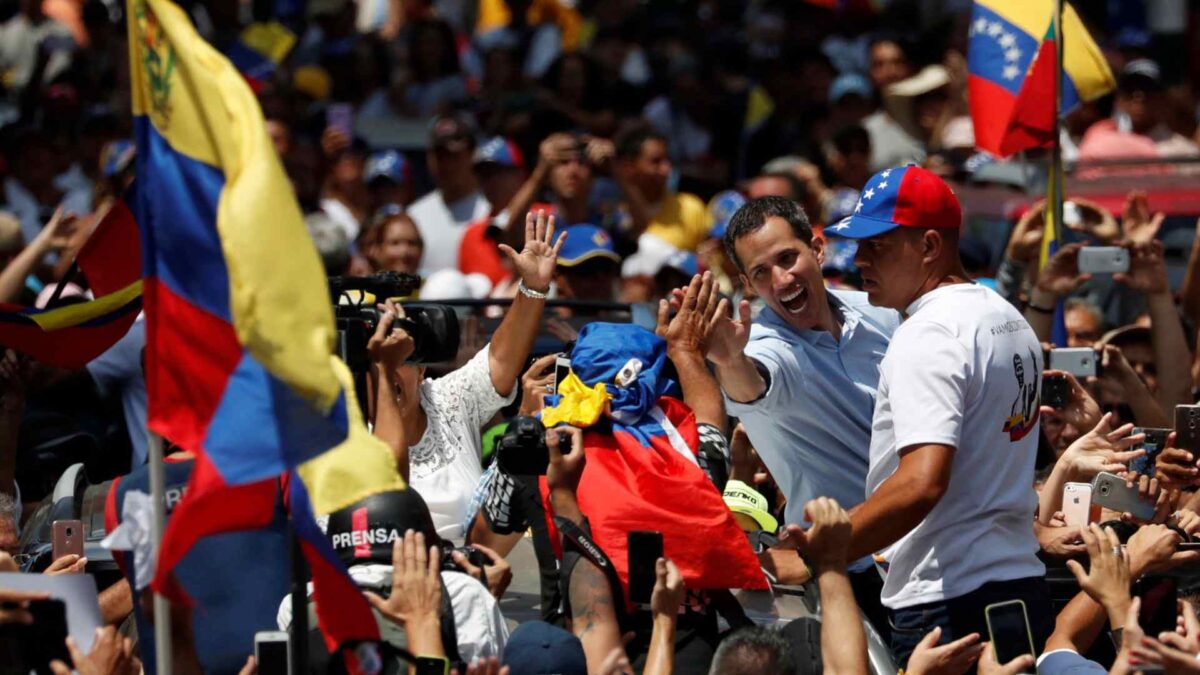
[1049,348,1098,378]
[1062,482,1094,529]
[553,355,571,395]
[254,631,290,675]
[1077,246,1130,275]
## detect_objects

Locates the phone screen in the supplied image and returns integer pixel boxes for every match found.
[987,601,1033,665]
[1130,429,1170,477]
[627,530,663,605]
[256,638,289,675]
[553,356,571,395]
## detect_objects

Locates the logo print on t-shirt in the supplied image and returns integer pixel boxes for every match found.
[1003,349,1041,442]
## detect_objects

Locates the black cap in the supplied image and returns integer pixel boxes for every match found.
[1118,58,1162,94]
[324,489,441,568]
[429,114,477,153]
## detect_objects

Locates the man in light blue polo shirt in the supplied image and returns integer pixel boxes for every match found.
[704,196,899,636]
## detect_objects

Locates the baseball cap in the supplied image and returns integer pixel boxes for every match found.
[364,150,409,186]
[473,136,525,170]
[1119,58,1162,93]
[502,621,588,675]
[429,114,476,152]
[723,480,778,532]
[660,250,698,277]
[101,140,135,178]
[825,164,961,239]
[828,72,873,104]
[707,190,747,240]
[556,225,621,267]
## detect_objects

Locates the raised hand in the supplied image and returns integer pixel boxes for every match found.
[451,543,513,600]
[1065,523,1131,614]
[1034,243,1091,298]
[1114,241,1169,295]
[650,557,685,620]
[49,626,137,675]
[518,354,557,416]
[366,300,414,372]
[546,426,586,496]
[784,497,852,573]
[500,211,567,294]
[976,642,1034,675]
[1038,371,1101,432]
[364,530,442,628]
[706,298,752,366]
[1058,412,1144,480]
[657,272,723,356]
[1121,191,1165,246]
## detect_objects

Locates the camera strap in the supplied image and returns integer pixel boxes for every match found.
[553,515,628,618]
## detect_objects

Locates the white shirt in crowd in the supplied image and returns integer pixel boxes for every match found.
[407,189,490,275]
[410,344,515,541]
[866,284,1045,609]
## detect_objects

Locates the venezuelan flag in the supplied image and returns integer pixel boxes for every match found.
[127,0,401,662]
[0,198,142,369]
[967,0,1114,157]
[224,21,296,93]
[540,324,767,598]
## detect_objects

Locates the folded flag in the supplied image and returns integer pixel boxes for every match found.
[127,0,397,664]
[967,0,1114,157]
[0,198,142,368]
[539,323,767,600]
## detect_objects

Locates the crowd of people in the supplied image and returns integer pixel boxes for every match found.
[6,0,1200,673]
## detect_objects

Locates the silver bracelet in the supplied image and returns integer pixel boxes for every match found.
[518,281,548,300]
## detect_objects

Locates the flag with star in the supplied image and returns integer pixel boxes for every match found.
[967,0,1114,157]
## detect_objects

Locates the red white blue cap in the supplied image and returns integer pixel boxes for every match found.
[474,136,526,170]
[826,164,962,239]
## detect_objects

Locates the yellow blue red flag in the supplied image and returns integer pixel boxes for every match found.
[127,0,401,664]
[967,0,1114,157]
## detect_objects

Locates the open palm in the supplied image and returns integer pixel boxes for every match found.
[500,210,566,293]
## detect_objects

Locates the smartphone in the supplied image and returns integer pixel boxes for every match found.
[1063,201,1081,227]
[553,355,571,395]
[1175,405,1200,453]
[1062,482,1096,529]
[51,520,84,561]
[325,102,354,138]
[1135,576,1178,637]
[1092,472,1156,521]
[1041,374,1069,409]
[254,631,290,675]
[627,530,663,605]
[985,600,1035,666]
[1077,246,1130,274]
[1130,428,1171,477]
[1049,348,1099,378]
[0,599,72,672]
[414,656,450,675]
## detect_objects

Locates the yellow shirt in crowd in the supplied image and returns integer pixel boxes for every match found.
[645,192,712,252]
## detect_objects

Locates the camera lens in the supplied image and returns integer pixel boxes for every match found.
[1100,485,1109,495]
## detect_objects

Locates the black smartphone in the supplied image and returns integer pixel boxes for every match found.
[1135,576,1178,638]
[1041,374,1069,409]
[0,599,72,674]
[1130,428,1171,477]
[1176,405,1200,453]
[627,530,663,605]
[254,631,289,675]
[985,600,1035,667]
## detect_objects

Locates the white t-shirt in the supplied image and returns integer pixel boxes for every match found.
[865,284,1044,609]
[407,189,491,275]
[410,345,516,540]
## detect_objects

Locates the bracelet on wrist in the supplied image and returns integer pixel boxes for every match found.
[518,280,548,300]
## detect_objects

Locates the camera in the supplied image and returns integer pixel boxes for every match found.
[442,545,488,573]
[329,273,461,370]
[497,416,551,475]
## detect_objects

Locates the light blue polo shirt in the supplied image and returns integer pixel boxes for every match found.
[725,289,899,571]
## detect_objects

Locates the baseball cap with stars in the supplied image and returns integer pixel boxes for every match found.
[826,164,962,240]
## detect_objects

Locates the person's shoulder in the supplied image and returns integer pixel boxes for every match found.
[408,191,442,216]
[830,289,900,329]
[674,191,706,213]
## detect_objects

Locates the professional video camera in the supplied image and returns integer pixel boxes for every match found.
[329,272,461,372]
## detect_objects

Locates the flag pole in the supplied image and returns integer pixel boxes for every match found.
[147,431,173,674]
[1050,0,1066,241]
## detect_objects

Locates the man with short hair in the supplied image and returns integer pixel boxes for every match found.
[811,164,1050,665]
[615,126,710,253]
[708,626,796,675]
[408,114,492,274]
[700,195,898,635]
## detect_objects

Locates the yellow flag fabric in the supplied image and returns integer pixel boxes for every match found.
[540,372,611,428]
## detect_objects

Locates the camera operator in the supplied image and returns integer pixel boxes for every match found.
[371,210,565,541]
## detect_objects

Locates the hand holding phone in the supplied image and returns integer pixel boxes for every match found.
[1062,482,1095,528]
[985,600,1035,668]
[1092,472,1156,521]
[1077,246,1130,275]
[1041,374,1069,409]
[1130,428,1171,477]
[1049,348,1100,378]
[52,520,84,561]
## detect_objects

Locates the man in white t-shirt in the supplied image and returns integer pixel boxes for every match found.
[407,114,491,275]
[793,165,1050,666]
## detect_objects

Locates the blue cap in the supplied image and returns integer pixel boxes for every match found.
[364,150,409,185]
[661,250,699,276]
[707,190,747,240]
[501,621,588,675]
[474,136,525,169]
[556,225,620,267]
[828,72,873,104]
[825,164,961,239]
